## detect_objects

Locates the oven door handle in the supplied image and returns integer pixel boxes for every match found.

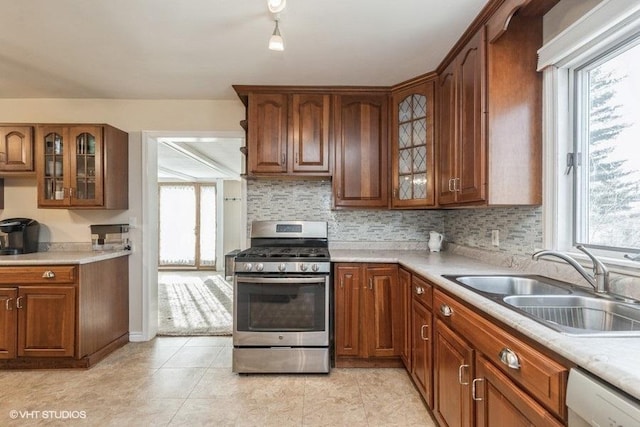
[236,276,327,285]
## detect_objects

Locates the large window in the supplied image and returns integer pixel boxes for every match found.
[539,1,640,264]
[574,38,640,252]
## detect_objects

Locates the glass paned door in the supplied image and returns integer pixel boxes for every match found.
[159,183,217,268]
[199,185,217,267]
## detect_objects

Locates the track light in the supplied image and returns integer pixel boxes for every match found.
[269,19,284,51]
[267,0,286,13]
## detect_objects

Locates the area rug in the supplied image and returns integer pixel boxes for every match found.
[158,272,233,336]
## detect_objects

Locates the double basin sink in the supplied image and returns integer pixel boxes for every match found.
[443,275,640,337]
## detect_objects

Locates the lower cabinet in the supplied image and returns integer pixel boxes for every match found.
[433,319,475,427]
[18,285,76,358]
[411,298,433,407]
[475,355,563,427]
[334,263,401,365]
[0,257,129,368]
[433,287,568,426]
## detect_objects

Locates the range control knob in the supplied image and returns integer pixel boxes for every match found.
[312,264,320,272]
[278,263,287,272]
[244,263,253,271]
[256,263,264,272]
[299,263,308,272]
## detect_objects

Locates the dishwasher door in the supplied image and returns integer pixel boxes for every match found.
[567,368,640,426]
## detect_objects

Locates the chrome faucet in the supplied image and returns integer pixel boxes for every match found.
[532,245,610,294]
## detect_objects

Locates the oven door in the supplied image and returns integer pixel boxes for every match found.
[233,275,329,347]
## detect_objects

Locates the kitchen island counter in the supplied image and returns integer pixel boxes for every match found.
[330,249,640,402]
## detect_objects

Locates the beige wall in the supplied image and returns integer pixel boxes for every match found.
[0,98,245,335]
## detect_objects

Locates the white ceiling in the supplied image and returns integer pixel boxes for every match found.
[1,0,489,179]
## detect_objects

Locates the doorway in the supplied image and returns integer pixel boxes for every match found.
[140,131,247,341]
[158,183,218,269]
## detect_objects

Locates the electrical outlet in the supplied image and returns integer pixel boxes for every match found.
[491,230,500,247]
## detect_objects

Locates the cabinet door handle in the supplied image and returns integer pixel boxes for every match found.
[42,270,56,279]
[458,364,469,385]
[340,278,344,289]
[420,324,429,341]
[295,152,299,164]
[16,296,24,309]
[415,286,424,295]
[448,178,454,192]
[455,177,461,192]
[281,153,286,166]
[368,278,373,290]
[440,304,453,317]
[499,347,521,370]
[5,298,13,311]
[472,378,484,401]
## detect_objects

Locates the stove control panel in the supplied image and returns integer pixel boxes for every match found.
[236,261,330,274]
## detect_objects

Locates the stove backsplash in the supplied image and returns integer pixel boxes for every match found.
[246,179,542,255]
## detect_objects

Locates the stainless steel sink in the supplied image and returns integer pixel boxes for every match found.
[446,275,572,296]
[503,295,640,336]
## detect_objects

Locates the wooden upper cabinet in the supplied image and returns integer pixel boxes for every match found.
[245,91,331,176]
[437,28,487,207]
[0,125,34,173]
[457,29,486,204]
[290,94,331,174]
[333,93,389,208]
[35,124,128,209]
[391,78,436,209]
[248,93,288,174]
[436,0,545,207]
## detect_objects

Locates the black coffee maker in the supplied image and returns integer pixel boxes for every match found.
[0,218,40,255]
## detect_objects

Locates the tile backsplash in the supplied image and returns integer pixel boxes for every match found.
[247,180,542,255]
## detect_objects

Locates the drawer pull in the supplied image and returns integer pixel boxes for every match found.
[42,270,56,279]
[420,324,429,341]
[440,304,453,317]
[368,278,373,290]
[472,378,484,401]
[16,296,24,309]
[415,286,424,295]
[5,298,13,311]
[499,347,521,370]
[458,364,469,385]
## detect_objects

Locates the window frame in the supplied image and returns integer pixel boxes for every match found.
[539,0,640,273]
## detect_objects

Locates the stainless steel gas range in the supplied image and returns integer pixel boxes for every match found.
[232,220,330,374]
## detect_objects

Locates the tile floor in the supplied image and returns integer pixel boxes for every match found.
[0,337,436,426]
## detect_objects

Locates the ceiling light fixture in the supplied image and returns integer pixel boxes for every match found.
[268,19,284,51]
[267,0,286,14]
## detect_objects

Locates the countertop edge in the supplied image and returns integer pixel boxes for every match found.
[0,250,132,265]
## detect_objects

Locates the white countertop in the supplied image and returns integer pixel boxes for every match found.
[0,250,131,265]
[331,249,640,401]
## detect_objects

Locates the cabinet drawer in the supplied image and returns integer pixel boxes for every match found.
[412,275,432,309]
[0,266,77,284]
[434,289,568,419]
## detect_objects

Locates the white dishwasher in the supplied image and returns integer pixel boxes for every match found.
[567,368,640,426]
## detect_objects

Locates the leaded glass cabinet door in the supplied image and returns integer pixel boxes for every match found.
[391,79,436,208]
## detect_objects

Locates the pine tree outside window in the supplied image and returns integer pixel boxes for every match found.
[574,38,640,252]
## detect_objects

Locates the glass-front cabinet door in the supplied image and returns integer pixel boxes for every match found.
[37,125,103,207]
[391,79,436,208]
[69,126,103,206]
